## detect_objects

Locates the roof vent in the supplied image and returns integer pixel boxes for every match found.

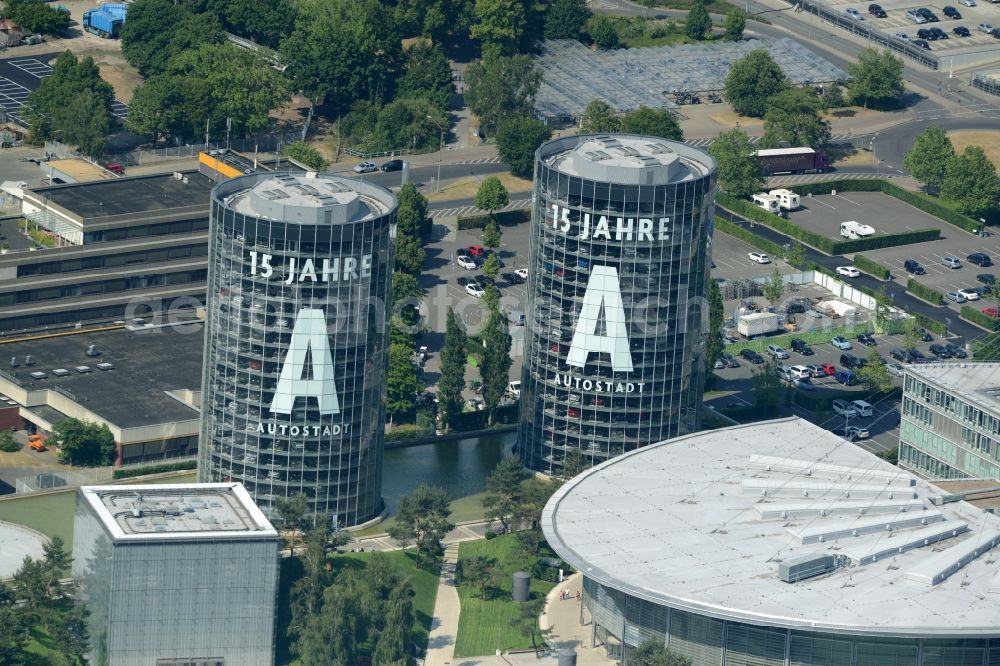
[10,357,16,368]
[74,366,91,374]
[778,553,836,582]
[51,368,70,377]
[30,371,46,379]
[24,355,32,365]
[96,363,114,371]
[86,345,99,357]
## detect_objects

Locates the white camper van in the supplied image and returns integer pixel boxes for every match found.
[768,188,801,210]
[752,193,781,214]
[840,221,875,239]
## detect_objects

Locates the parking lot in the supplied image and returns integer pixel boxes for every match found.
[817,0,1000,53]
[786,191,953,241]
[711,230,794,280]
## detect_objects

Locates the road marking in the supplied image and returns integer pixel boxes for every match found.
[838,195,863,206]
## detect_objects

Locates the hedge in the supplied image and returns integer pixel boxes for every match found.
[386,424,434,442]
[112,459,197,479]
[907,278,944,305]
[456,209,530,230]
[716,192,941,255]
[914,312,948,336]
[786,179,981,233]
[725,322,872,355]
[852,254,890,280]
[961,305,1000,332]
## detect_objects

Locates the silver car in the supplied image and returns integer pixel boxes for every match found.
[845,7,864,19]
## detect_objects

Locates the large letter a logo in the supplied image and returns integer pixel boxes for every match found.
[566,266,633,372]
[269,308,341,415]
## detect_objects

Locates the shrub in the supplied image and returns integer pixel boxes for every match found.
[831,228,939,254]
[112,459,197,479]
[906,279,944,305]
[914,313,948,335]
[852,254,890,280]
[457,209,530,230]
[961,305,1000,332]
[0,431,20,452]
[386,424,433,442]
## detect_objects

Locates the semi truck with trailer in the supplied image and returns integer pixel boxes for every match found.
[756,147,829,175]
[83,3,127,39]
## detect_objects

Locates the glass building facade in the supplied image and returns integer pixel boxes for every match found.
[581,576,1000,666]
[518,135,716,474]
[198,173,396,526]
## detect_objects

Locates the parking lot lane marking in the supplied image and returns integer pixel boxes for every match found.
[809,198,836,209]
[837,195,863,206]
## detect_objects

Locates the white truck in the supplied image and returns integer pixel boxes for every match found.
[752,193,781,213]
[768,188,801,210]
[840,221,875,239]
[737,312,781,338]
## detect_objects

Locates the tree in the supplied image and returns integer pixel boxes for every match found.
[121,0,225,77]
[560,448,587,478]
[579,99,620,134]
[821,84,845,110]
[274,493,309,555]
[51,602,90,665]
[482,220,502,249]
[395,233,427,276]
[476,176,510,217]
[397,43,455,111]
[751,361,785,412]
[685,0,712,40]
[0,430,20,452]
[388,342,421,419]
[586,14,621,50]
[704,279,725,390]
[495,116,552,178]
[459,555,498,599]
[50,418,115,467]
[784,242,806,268]
[126,75,184,146]
[282,142,329,171]
[941,146,1000,219]
[439,309,467,432]
[280,0,402,122]
[398,182,432,238]
[544,0,590,39]
[482,253,501,281]
[392,271,425,313]
[708,128,764,198]
[858,349,893,394]
[394,0,473,45]
[902,319,920,352]
[0,582,28,666]
[761,87,831,149]
[630,639,693,666]
[482,456,528,532]
[471,0,526,56]
[847,48,904,109]
[464,54,541,137]
[762,268,786,305]
[723,9,746,41]
[510,597,547,654]
[212,0,296,49]
[387,484,454,564]
[619,106,683,141]
[479,294,512,425]
[903,126,954,194]
[724,49,788,117]
[9,1,71,35]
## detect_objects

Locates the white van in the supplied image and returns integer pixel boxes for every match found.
[832,399,858,418]
[506,309,526,326]
[852,400,873,417]
[768,188,801,210]
[752,193,781,213]
[840,221,875,239]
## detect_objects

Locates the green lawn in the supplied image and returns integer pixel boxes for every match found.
[453,534,557,658]
[353,490,489,538]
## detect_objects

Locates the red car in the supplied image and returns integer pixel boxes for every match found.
[983,307,999,318]
[467,245,485,257]
[820,363,836,376]
[567,407,580,417]
[104,162,124,174]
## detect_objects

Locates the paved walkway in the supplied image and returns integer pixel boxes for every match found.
[426,543,462,666]
[540,574,616,666]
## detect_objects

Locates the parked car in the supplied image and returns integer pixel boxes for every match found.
[793,378,816,391]
[714,358,727,369]
[913,38,931,48]
[515,268,529,280]
[977,273,996,284]
[904,259,926,275]
[959,0,976,6]
[835,370,858,386]
[892,31,911,40]
[837,425,871,441]
[945,343,968,359]
[841,353,866,369]
[943,5,962,17]
[465,283,485,298]
[740,349,765,364]
[969,252,992,267]
[907,8,928,22]
[942,255,962,269]
[957,287,981,300]
[105,162,124,174]
[930,26,948,38]
[467,245,486,257]
[845,7,864,19]
[953,25,971,35]
[722,353,740,368]
[353,161,377,173]
[978,22,994,32]
[918,27,935,39]
[868,2,888,15]
[748,251,771,264]
[918,7,939,21]
[380,159,405,172]
[911,349,929,362]
[982,307,999,318]
[890,348,909,362]
[888,363,906,377]
[501,271,525,285]
[776,366,793,383]
[457,255,477,270]
[991,27,1000,39]
[836,266,861,278]
[819,362,837,376]
[475,274,495,288]
[929,343,952,358]
[831,336,853,350]
[832,399,859,417]
[918,329,934,341]
[767,344,790,359]
[791,338,814,355]
[790,365,813,379]
[945,290,968,303]
[803,364,822,377]
[457,276,478,287]
[857,333,877,346]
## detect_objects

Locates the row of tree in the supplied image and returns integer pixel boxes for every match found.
[3,0,71,35]
[903,126,1000,219]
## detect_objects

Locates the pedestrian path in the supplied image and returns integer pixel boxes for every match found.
[685,133,861,148]
[425,543,462,666]
[539,573,616,666]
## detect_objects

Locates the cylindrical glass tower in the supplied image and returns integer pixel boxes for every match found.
[518,135,716,475]
[198,172,396,527]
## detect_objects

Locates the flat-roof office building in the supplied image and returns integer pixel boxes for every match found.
[198,173,395,526]
[518,135,716,475]
[899,362,1000,480]
[543,418,1000,665]
[73,483,279,666]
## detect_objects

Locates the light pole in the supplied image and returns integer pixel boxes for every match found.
[426,115,446,193]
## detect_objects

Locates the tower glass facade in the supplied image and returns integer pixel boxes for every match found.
[198,173,395,526]
[518,135,716,474]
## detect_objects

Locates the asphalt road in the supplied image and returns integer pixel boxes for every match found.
[329,160,509,190]
[874,115,1000,170]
